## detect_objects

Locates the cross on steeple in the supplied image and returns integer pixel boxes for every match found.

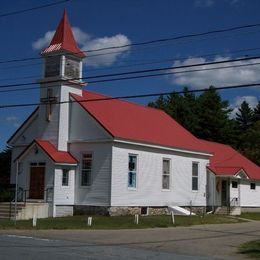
[40,89,57,121]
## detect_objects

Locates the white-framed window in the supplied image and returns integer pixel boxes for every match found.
[192,162,199,191]
[81,153,92,186]
[232,181,238,188]
[250,182,256,190]
[128,154,137,188]
[162,159,170,190]
[62,169,69,186]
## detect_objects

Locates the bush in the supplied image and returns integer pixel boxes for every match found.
[0,187,13,202]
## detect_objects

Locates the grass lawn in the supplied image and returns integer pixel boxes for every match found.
[239,240,260,258]
[0,214,244,230]
[240,212,260,221]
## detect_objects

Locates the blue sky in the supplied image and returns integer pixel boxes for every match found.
[1,0,260,150]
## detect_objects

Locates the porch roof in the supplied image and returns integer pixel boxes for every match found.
[202,140,260,180]
[35,139,78,164]
[16,139,78,165]
[208,166,243,176]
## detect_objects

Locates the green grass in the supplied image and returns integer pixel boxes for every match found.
[239,240,260,258]
[0,214,244,230]
[240,212,260,221]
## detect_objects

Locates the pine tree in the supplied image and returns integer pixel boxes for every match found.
[235,101,254,130]
[253,101,260,122]
[239,121,260,166]
[0,146,11,188]
[196,86,234,143]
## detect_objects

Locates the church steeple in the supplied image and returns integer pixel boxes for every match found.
[38,11,85,151]
[40,10,85,81]
[42,10,85,58]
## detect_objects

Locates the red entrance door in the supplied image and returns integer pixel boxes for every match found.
[29,167,45,199]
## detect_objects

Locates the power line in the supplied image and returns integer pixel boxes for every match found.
[2,46,260,83]
[1,82,259,109]
[2,21,260,64]
[1,60,260,94]
[0,0,71,18]
[0,55,260,90]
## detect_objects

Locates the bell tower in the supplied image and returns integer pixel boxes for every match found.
[38,11,86,151]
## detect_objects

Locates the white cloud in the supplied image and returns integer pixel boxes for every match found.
[32,27,131,67]
[230,96,258,118]
[195,0,215,7]
[169,56,260,89]
[5,116,20,128]
[84,34,131,67]
[32,30,55,50]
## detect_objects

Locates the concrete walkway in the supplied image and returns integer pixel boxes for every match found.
[1,221,259,259]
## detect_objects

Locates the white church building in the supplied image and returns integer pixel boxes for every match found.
[7,12,260,219]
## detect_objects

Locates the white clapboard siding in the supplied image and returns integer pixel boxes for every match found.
[14,147,54,197]
[69,100,112,141]
[10,113,39,146]
[70,142,112,206]
[111,143,209,207]
[53,168,75,205]
[58,85,82,151]
[230,179,239,201]
[240,180,260,207]
[55,205,74,217]
[206,170,216,207]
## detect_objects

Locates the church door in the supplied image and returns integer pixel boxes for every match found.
[29,167,45,199]
[221,180,228,206]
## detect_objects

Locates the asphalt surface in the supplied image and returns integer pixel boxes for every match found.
[0,221,259,259]
[0,234,211,260]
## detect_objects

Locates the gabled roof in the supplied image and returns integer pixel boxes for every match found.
[71,90,211,155]
[201,140,260,180]
[7,107,39,145]
[41,10,85,58]
[16,139,78,165]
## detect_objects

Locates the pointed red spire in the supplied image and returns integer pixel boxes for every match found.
[42,10,86,58]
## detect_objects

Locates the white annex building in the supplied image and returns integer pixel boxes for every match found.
[7,12,260,219]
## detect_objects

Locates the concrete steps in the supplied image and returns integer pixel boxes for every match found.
[0,202,25,219]
[215,206,229,215]
[215,206,241,215]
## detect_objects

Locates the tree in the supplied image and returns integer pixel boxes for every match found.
[239,121,260,166]
[235,101,254,130]
[253,101,260,122]
[148,87,199,133]
[196,86,235,144]
[0,146,11,188]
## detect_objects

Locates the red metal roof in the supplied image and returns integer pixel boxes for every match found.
[41,10,85,58]
[35,139,77,164]
[71,90,211,154]
[201,140,260,180]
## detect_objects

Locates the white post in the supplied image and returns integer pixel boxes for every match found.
[14,161,19,226]
[87,217,92,226]
[171,212,175,225]
[33,210,37,227]
[134,214,139,224]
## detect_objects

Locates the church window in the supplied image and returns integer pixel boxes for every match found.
[232,181,238,188]
[162,159,170,190]
[45,56,60,77]
[250,183,256,190]
[62,169,69,186]
[128,155,137,188]
[81,153,92,186]
[192,162,199,191]
[64,57,80,79]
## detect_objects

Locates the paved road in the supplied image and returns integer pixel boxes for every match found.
[0,234,211,260]
[0,221,259,259]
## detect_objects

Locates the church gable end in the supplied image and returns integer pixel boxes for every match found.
[69,97,112,142]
